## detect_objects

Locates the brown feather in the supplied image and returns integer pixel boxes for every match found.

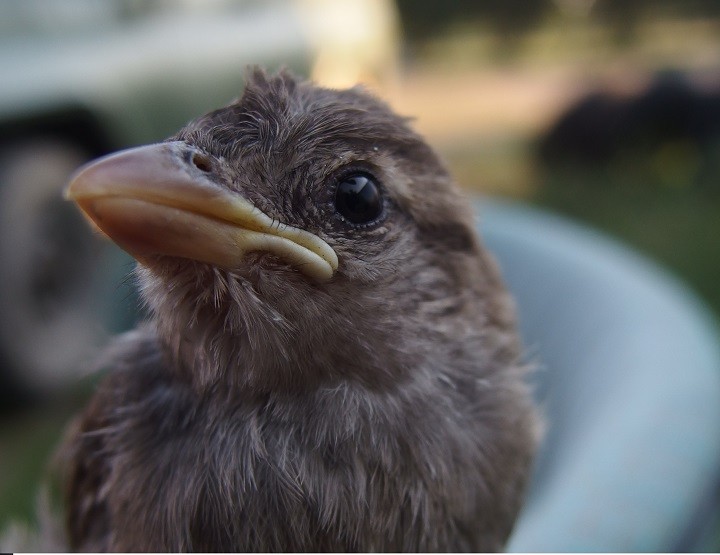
[58,68,540,552]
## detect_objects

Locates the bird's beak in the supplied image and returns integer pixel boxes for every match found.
[65,142,338,281]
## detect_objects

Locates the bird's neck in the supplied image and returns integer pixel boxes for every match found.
[137,262,475,398]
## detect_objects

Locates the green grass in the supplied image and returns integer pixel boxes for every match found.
[0,411,65,526]
[0,379,96,532]
[532,168,720,320]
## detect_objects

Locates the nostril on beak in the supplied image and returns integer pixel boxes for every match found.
[191,152,213,173]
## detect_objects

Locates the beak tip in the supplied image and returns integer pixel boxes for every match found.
[64,161,95,202]
[63,182,76,201]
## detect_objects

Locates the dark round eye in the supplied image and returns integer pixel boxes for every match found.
[334,174,383,224]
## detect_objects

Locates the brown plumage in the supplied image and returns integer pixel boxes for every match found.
[59,68,539,551]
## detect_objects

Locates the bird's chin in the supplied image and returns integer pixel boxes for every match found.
[136,252,316,307]
[237,251,319,282]
[134,254,213,283]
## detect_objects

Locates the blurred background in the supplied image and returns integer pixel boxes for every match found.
[1,0,719,549]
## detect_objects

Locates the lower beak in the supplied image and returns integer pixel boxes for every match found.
[64,141,338,281]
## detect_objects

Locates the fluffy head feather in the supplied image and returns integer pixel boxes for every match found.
[141,68,515,393]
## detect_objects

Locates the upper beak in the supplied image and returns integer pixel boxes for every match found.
[65,141,338,281]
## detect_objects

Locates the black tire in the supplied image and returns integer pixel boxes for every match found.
[0,141,129,397]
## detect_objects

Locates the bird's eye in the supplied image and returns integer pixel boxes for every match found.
[334,174,383,225]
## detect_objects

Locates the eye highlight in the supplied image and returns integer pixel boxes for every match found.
[334,173,383,225]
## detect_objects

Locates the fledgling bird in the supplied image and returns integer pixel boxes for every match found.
[60,68,539,552]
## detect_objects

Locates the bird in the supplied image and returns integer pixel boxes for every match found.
[59,67,540,552]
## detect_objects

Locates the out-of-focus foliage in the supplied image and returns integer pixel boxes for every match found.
[397,0,720,44]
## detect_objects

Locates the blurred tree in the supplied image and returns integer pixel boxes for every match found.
[397,0,720,50]
[590,0,720,45]
[537,71,720,195]
[395,0,552,48]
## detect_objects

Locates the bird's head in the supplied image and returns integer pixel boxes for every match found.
[67,68,513,396]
